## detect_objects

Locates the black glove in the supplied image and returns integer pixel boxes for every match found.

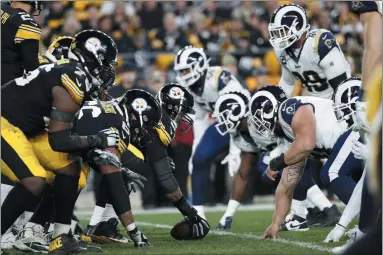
[89,127,120,149]
[121,168,147,193]
[128,227,152,248]
[185,208,210,240]
[86,149,122,169]
[168,157,175,173]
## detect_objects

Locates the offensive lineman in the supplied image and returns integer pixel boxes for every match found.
[174,46,250,219]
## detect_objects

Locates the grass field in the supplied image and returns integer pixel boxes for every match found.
[5,209,352,255]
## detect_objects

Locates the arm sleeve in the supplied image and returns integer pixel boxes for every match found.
[319,47,350,90]
[278,66,296,97]
[19,40,40,72]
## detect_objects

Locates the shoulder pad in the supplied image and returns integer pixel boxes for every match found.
[351,1,380,15]
[279,98,315,126]
[14,12,41,44]
[217,69,233,91]
[314,30,338,62]
[60,64,88,105]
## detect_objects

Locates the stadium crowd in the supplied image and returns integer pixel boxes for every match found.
[34,1,366,208]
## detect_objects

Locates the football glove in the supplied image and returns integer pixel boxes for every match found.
[121,168,147,193]
[87,149,121,169]
[351,139,368,161]
[96,128,120,148]
[128,227,152,248]
[354,101,370,139]
[221,142,241,177]
[324,224,346,243]
[186,209,210,239]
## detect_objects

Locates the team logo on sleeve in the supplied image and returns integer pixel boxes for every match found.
[132,98,148,113]
[169,87,184,99]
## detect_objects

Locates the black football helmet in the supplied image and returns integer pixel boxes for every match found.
[45,36,74,62]
[121,89,162,147]
[249,85,287,138]
[333,77,361,129]
[71,30,117,94]
[157,83,195,133]
[10,1,44,15]
[214,91,251,136]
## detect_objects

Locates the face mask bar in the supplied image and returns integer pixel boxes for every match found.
[269,23,297,50]
[334,102,357,129]
[214,109,239,136]
[250,109,275,138]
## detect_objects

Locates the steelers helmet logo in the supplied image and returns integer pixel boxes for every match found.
[132,98,148,113]
[85,37,102,53]
[169,87,184,99]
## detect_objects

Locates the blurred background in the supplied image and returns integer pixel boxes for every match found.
[35,1,365,210]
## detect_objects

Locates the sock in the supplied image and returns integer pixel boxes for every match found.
[219,200,240,224]
[1,183,41,234]
[48,223,54,233]
[14,211,34,229]
[126,223,136,232]
[1,183,13,205]
[53,223,71,238]
[291,199,307,219]
[306,185,332,211]
[29,186,54,226]
[339,172,365,228]
[193,205,206,220]
[71,220,77,233]
[89,206,105,226]
[330,177,356,204]
[306,200,315,209]
[53,175,79,237]
[101,203,118,221]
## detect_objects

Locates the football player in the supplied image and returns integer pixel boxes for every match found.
[1,1,43,85]
[1,29,118,253]
[269,3,351,99]
[247,86,349,238]
[174,46,250,219]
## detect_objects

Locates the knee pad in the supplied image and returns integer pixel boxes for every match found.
[153,157,179,194]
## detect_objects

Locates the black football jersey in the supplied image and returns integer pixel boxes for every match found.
[74,100,131,155]
[1,3,41,85]
[1,59,89,137]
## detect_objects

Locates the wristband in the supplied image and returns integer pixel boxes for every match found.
[358,88,365,101]
[269,153,288,171]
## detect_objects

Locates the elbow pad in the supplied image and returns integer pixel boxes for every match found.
[48,129,92,153]
[152,157,179,194]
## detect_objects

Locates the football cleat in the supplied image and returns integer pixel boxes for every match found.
[280,214,309,232]
[1,225,19,250]
[90,218,129,244]
[215,216,233,231]
[319,205,341,227]
[48,233,101,254]
[128,227,152,248]
[307,207,323,226]
[13,224,49,253]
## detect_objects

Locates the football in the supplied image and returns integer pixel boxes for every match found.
[170,218,192,240]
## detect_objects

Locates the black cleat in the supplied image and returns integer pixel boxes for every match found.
[280,214,309,232]
[307,207,323,227]
[91,218,129,244]
[48,233,101,254]
[320,205,342,227]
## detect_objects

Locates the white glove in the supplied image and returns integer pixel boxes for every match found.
[324,224,346,243]
[97,127,120,148]
[354,101,370,139]
[88,149,122,169]
[221,142,241,177]
[351,139,368,161]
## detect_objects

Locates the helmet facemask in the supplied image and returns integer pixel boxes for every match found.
[215,108,242,136]
[251,108,277,139]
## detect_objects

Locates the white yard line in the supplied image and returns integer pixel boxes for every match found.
[136,221,332,253]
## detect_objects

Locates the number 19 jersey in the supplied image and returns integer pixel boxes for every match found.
[277,29,351,99]
[1,60,89,137]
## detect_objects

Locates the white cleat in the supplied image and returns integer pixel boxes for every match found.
[280,214,309,232]
[1,226,19,250]
[13,224,49,253]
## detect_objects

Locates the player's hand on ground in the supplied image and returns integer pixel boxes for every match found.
[187,212,210,239]
[121,167,147,193]
[128,227,152,248]
[97,127,120,148]
[324,224,346,243]
[263,224,279,239]
[88,149,121,169]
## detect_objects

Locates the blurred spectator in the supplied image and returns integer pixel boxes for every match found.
[108,67,138,98]
[147,70,166,95]
[232,1,254,24]
[81,5,100,30]
[174,1,191,30]
[61,10,82,37]
[113,17,136,53]
[138,1,164,30]
[222,54,246,87]
[98,15,113,34]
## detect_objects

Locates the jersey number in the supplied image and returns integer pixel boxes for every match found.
[77,101,102,119]
[15,64,54,86]
[292,71,329,93]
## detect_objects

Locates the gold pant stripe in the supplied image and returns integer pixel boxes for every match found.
[127,144,144,160]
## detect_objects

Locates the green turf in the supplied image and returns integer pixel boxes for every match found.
[6,210,353,255]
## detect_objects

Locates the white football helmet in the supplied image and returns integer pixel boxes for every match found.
[214,91,250,136]
[174,46,210,87]
[268,4,310,50]
[333,77,361,129]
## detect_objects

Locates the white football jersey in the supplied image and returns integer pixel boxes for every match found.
[232,129,260,153]
[276,29,351,99]
[278,96,348,159]
[188,66,249,119]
